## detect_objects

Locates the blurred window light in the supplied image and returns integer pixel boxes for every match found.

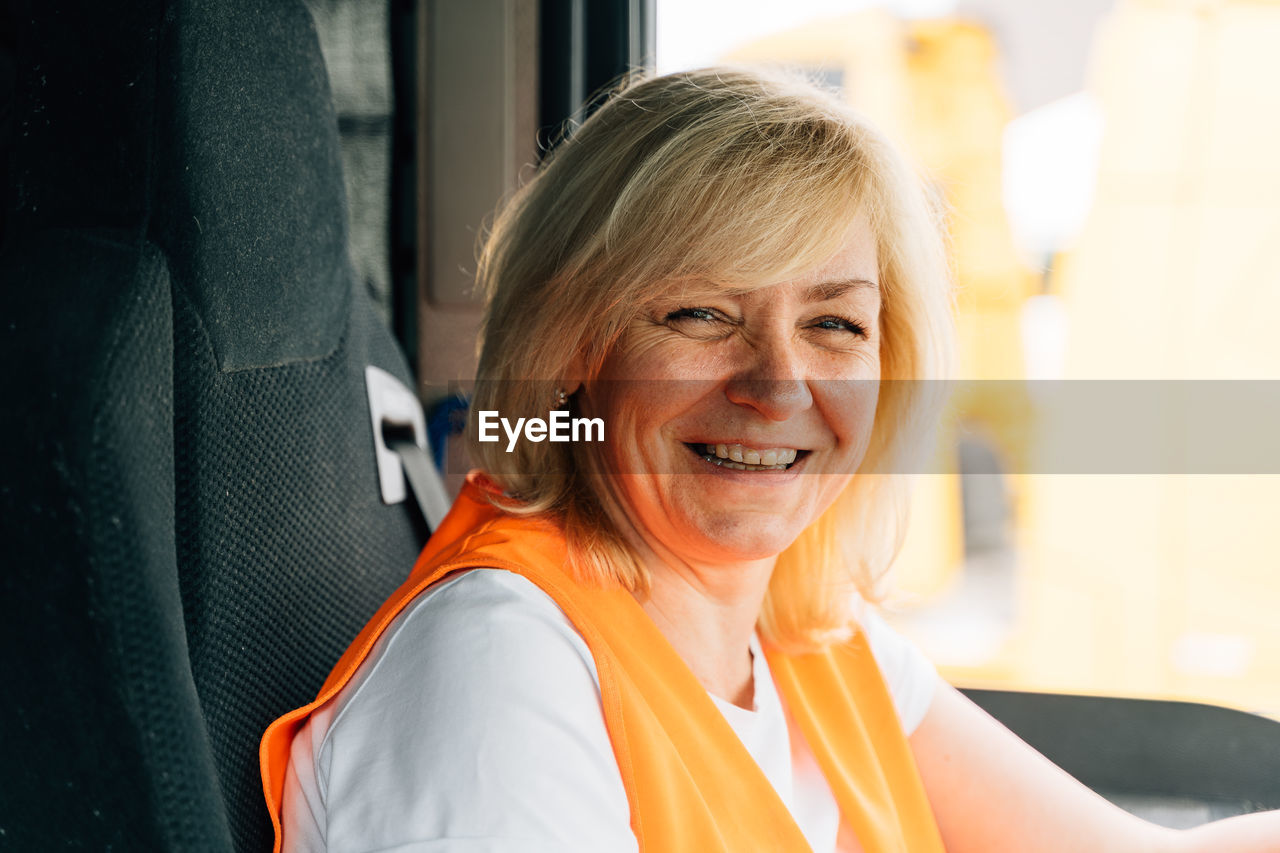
[1172,633,1255,680]
[656,0,959,73]
[1020,293,1069,382]
[1001,91,1105,263]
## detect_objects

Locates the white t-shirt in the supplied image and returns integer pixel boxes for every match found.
[281,569,937,853]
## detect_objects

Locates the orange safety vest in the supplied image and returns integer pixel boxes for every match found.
[260,475,945,852]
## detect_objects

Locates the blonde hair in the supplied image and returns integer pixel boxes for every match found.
[469,66,953,650]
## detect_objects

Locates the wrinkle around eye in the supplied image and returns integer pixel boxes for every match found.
[660,307,740,340]
[664,306,736,324]
[811,316,870,337]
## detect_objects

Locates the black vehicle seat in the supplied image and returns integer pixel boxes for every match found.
[0,0,431,849]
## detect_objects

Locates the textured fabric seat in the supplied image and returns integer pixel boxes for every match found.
[0,1,423,850]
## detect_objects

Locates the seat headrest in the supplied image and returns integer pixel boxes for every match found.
[9,0,349,370]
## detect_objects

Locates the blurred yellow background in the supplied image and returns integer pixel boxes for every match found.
[666,0,1280,717]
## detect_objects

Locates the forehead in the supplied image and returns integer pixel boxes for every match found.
[670,213,880,302]
[792,215,879,289]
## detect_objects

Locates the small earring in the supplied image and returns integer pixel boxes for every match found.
[554,387,569,408]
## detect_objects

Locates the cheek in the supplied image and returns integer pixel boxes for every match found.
[582,384,686,475]
[587,394,641,474]
[828,380,880,455]
[827,376,879,415]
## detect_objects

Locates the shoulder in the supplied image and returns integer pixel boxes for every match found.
[373,567,598,682]
[286,568,636,852]
[329,567,601,720]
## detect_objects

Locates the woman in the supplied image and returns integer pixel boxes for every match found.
[261,68,1280,852]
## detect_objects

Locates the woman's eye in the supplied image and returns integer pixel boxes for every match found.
[661,306,737,339]
[665,307,719,323]
[813,316,869,337]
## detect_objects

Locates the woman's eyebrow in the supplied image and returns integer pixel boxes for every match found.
[803,278,880,302]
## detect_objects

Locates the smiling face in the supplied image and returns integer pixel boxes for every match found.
[575,216,883,570]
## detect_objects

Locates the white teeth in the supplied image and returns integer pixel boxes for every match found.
[700,443,799,470]
[721,460,784,470]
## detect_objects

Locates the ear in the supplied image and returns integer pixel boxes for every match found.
[561,351,588,396]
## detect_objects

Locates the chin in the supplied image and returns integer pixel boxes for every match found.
[688,516,805,563]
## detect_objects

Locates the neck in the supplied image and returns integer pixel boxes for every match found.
[631,546,775,710]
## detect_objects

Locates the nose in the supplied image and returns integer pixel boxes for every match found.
[724,332,814,422]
